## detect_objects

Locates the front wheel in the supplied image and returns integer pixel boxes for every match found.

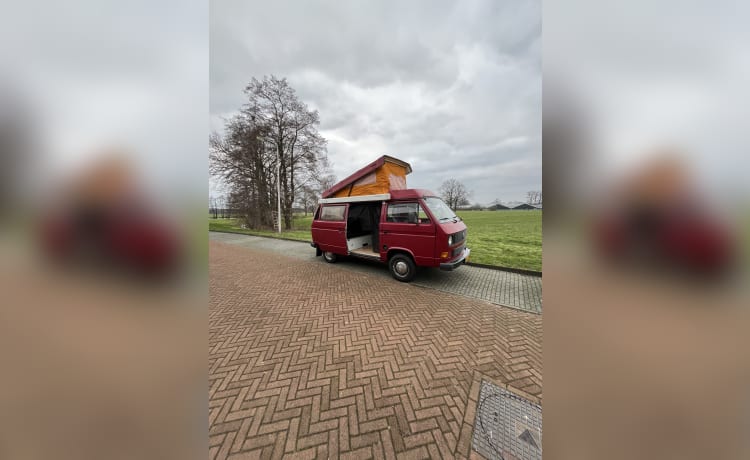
[389,253,416,282]
[323,251,338,263]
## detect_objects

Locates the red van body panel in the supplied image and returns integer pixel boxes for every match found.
[436,220,469,265]
[310,204,348,254]
[380,200,437,266]
[439,220,467,235]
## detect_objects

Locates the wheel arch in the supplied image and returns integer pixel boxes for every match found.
[386,247,415,262]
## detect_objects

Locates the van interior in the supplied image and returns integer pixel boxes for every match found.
[346,202,381,258]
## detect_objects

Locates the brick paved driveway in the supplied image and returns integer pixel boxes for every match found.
[209,241,542,459]
[209,232,542,314]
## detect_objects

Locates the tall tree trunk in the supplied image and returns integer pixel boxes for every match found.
[253,148,270,228]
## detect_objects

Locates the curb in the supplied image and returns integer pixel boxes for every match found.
[209,229,542,277]
[465,261,542,277]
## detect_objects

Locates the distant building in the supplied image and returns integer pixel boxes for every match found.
[513,203,541,210]
[488,203,510,210]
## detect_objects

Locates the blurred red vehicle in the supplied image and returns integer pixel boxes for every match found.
[594,203,734,275]
[40,202,179,276]
[37,156,180,277]
[592,156,735,276]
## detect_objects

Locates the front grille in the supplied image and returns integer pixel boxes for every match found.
[452,229,466,245]
[452,244,464,258]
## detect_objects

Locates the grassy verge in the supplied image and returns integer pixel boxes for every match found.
[209,216,313,242]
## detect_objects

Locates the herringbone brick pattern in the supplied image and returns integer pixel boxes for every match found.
[209,242,542,459]
[208,232,542,314]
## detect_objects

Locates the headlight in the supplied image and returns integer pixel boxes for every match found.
[448,235,453,246]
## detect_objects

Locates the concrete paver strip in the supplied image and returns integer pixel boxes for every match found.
[209,231,542,314]
[209,241,542,459]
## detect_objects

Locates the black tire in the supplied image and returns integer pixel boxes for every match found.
[389,253,416,282]
[323,251,338,263]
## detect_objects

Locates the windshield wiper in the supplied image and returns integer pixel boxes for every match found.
[439,216,452,222]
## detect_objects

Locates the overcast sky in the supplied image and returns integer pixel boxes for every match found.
[210,0,541,205]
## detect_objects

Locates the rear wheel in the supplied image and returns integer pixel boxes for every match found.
[323,251,338,263]
[389,253,416,282]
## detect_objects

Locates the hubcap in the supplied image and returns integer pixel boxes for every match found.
[394,260,408,275]
[325,252,334,260]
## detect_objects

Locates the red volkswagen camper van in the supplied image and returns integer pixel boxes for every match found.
[310,156,469,282]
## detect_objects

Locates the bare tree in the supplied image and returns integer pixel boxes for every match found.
[295,154,335,216]
[209,196,218,219]
[297,184,317,216]
[243,75,327,229]
[210,118,275,229]
[526,190,543,206]
[318,174,336,195]
[439,179,471,210]
[216,196,228,218]
[210,75,330,230]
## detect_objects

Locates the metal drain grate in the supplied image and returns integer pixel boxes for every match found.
[471,381,542,460]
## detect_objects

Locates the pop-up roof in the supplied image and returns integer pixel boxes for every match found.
[322,155,412,199]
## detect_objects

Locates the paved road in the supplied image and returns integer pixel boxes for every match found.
[209,232,542,314]
[209,240,542,459]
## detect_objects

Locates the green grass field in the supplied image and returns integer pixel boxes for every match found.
[457,210,541,271]
[209,210,542,271]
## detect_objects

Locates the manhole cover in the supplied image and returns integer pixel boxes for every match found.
[471,381,542,460]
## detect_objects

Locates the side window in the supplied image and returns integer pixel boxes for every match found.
[313,205,321,220]
[386,202,419,224]
[320,205,345,221]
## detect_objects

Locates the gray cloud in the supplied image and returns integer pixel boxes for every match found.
[211,0,541,204]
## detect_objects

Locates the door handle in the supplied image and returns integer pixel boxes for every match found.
[382,230,389,234]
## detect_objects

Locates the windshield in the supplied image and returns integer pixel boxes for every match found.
[423,196,458,222]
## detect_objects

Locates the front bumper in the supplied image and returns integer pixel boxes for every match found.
[440,247,470,271]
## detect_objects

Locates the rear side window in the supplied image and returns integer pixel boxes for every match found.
[320,205,345,221]
[386,202,419,223]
